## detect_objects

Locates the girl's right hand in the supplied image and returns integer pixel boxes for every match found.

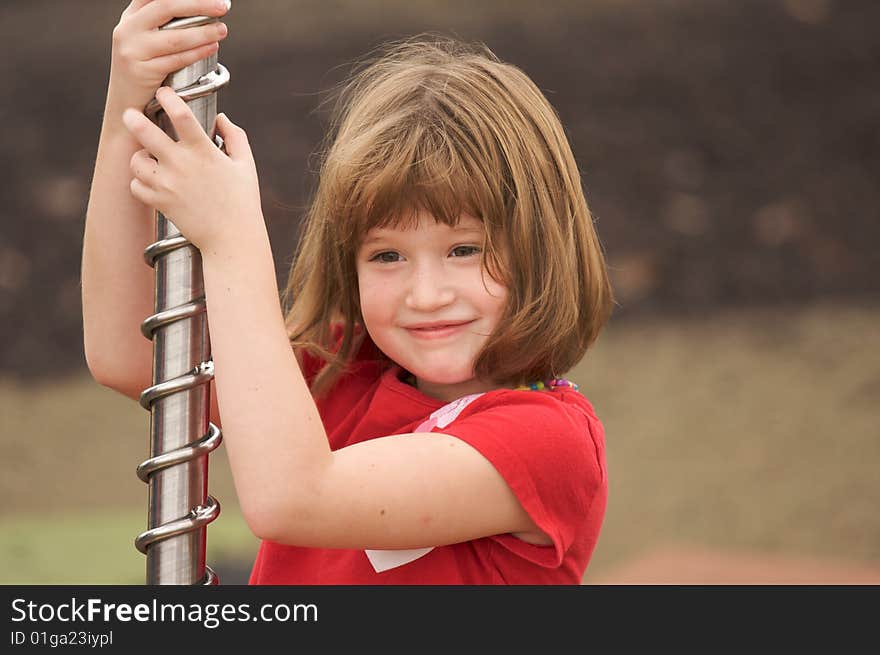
[109,0,230,112]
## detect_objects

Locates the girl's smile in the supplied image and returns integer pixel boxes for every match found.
[356,211,508,401]
[404,319,476,339]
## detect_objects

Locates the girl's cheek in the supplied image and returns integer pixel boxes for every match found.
[358,278,387,313]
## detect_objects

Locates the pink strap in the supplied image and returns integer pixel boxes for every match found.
[414,392,485,433]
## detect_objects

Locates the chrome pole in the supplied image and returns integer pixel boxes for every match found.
[134,10,231,585]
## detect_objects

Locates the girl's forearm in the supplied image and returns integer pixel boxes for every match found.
[81,109,157,392]
[200,224,331,535]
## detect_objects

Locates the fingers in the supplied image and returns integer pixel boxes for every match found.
[122,107,175,159]
[136,0,229,30]
[154,87,213,145]
[145,40,220,73]
[140,20,227,60]
[214,113,253,162]
[121,0,154,19]
[130,149,158,181]
[130,176,158,207]
[129,147,164,208]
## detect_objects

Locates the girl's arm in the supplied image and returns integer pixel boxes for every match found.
[123,91,547,551]
[81,95,157,399]
[205,236,545,550]
[82,0,228,407]
[201,222,543,550]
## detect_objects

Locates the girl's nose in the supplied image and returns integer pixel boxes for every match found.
[404,266,455,311]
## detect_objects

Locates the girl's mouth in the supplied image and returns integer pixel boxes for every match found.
[405,321,474,339]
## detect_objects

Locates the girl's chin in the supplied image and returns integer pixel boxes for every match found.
[396,359,473,382]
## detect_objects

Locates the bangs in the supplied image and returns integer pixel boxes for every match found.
[329,106,503,247]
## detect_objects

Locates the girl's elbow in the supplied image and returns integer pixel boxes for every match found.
[84,351,123,390]
[83,339,120,384]
[84,354,142,400]
[240,503,276,542]
[240,497,291,543]
[241,496,316,545]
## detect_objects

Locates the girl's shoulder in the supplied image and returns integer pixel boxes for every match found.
[439,386,607,520]
[474,385,600,425]
[449,386,605,457]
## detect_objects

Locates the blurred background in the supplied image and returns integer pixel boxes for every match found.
[1,0,878,584]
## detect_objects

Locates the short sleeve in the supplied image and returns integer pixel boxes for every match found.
[441,391,606,568]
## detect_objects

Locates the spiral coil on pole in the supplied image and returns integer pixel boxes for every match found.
[136,12,230,585]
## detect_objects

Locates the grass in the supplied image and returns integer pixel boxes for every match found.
[0,372,258,584]
[1,301,878,583]
[0,510,257,585]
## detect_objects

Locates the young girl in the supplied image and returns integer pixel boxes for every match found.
[82,0,614,584]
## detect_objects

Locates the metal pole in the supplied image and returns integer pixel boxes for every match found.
[133,11,231,585]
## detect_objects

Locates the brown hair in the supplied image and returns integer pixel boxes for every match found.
[281,34,614,397]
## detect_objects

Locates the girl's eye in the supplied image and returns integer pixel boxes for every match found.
[370,251,402,264]
[450,245,482,258]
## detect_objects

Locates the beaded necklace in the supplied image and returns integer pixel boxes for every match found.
[515,378,579,392]
[401,372,578,392]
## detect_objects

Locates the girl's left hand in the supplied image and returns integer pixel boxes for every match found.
[123,86,262,253]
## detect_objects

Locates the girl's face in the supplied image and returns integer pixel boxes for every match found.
[356,211,508,402]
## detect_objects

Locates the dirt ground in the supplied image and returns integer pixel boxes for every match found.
[3,302,878,584]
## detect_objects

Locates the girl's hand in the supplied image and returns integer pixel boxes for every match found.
[123,87,263,253]
[110,0,230,111]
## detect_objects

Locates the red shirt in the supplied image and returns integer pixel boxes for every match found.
[248,337,608,585]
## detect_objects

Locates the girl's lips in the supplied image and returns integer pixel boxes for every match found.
[405,321,474,340]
